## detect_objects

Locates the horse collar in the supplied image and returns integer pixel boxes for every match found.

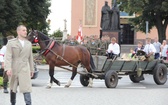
[42,40,55,56]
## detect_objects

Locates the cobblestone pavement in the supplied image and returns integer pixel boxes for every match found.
[0,65,168,105]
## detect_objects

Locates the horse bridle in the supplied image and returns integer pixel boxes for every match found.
[30,30,52,57]
[31,30,50,43]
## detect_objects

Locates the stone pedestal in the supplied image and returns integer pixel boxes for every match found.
[62,29,67,41]
[102,30,120,44]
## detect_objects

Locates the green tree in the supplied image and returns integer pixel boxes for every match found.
[0,0,51,37]
[26,0,51,34]
[0,0,6,35]
[52,29,63,37]
[0,0,29,37]
[118,0,168,42]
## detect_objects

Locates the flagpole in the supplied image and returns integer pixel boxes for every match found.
[146,21,149,38]
[79,20,82,37]
[76,20,83,44]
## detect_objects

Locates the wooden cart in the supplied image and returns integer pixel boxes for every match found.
[80,55,168,88]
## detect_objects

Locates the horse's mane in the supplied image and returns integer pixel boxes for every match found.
[37,31,60,46]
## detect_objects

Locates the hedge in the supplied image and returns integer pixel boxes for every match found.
[32,46,40,53]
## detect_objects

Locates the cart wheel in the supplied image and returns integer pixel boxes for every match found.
[80,75,89,87]
[153,64,167,85]
[129,74,144,83]
[105,70,118,88]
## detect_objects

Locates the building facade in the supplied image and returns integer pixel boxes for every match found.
[71,0,168,44]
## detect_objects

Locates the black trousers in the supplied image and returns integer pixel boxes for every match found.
[154,53,160,59]
[10,91,32,105]
[107,53,118,59]
[3,70,8,83]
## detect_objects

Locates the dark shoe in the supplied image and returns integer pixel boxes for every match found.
[24,92,32,105]
[10,91,16,105]
[3,82,9,93]
[3,88,9,93]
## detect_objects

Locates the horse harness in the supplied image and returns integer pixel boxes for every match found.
[38,40,78,68]
[31,31,97,77]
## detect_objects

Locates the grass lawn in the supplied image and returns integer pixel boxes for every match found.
[0,77,3,89]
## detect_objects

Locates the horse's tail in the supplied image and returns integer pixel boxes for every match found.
[88,49,96,71]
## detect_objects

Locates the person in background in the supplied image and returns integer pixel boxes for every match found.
[97,36,107,55]
[131,41,144,58]
[153,37,161,59]
[4,25,34,105]
[0,35,14,93]
[143,38,156,61]
[106,37,120,59]
[160,40,168,60]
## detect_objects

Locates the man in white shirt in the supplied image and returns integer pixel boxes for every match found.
[106,37,120,59]
[153,37,161,59]
[0,36,14,93]
[143,38,156,61]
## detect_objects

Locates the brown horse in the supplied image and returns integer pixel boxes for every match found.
[27,30,96,88]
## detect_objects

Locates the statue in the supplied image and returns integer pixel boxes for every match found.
[110,0,120,30]
[100,1,111,30]
[62,19,68,41]
[64,19,67,30]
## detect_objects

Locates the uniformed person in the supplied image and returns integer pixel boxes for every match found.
[4,25,34,105]
[97,36,106,55]
[89,39,99,55]
[104,35,111,50]
[86,38,92,51]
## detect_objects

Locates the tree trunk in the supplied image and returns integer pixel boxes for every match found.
[156,25,166,43]
[155,14,167,43]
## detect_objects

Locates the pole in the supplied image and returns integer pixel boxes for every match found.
[146,21,149,38]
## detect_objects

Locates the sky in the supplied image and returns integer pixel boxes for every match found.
[47,0,71,34]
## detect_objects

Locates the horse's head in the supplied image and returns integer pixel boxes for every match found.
[27,30,39,43]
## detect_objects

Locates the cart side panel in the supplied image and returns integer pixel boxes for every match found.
[121,61,136,71]
[102,60,113,71]
[109,61,125,71]
[145,61,157,71]
[92,55,107,70]
[137,61,148,70]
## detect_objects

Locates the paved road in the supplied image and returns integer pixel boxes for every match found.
[0,65,168,105]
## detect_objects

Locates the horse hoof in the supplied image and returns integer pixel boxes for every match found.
[46,85,51,89]
[57,81,61,86]
[64,85,70,88]
[88,85,93,88]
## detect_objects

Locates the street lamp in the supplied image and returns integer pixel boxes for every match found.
[146,21,149,38]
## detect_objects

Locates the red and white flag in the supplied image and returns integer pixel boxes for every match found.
[76,24,83,43]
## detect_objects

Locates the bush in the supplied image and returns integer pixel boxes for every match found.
[33,53,47,65]
[32,46,40,53]
[0,77,3,86]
